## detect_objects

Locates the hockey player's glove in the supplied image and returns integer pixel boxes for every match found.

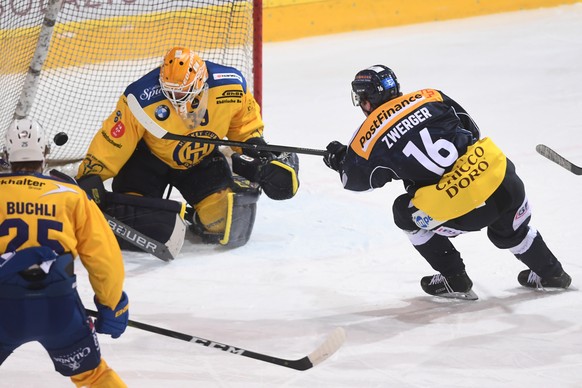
[232,138,300,200]
[323,141,347,171]
[93,291,129,338]
[77,174,107,209]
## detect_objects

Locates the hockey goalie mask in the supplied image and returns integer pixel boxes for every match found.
[159,47,208,108]
[3,118,49,163]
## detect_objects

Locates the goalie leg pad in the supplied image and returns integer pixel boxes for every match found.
[190,178,260,248]
[219,189,259,248]
[104,193,186,253]
[195,189,231,234]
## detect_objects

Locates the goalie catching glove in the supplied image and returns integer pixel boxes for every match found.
[232,137,300,200]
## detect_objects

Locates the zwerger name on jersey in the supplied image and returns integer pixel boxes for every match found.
[380,107,432,149]
[359,93,424,151]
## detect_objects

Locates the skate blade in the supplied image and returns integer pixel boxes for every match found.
[437,289,479,301]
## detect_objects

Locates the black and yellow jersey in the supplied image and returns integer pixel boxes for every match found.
[341,89,481,194]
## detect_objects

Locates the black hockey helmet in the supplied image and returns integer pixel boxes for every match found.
[351,65,400,110]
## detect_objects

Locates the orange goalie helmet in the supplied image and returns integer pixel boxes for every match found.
[159,47,208,107]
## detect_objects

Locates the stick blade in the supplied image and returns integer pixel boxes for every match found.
[285,327,346,371]
[307,326,346,367]
[536,144,582,175]
[127,93,167,139]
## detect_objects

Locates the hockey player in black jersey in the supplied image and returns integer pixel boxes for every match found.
[323,65,571,300]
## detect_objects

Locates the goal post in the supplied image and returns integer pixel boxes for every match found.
[0,0,262,162]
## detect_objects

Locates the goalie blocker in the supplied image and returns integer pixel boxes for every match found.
[231,137,300,200]
[78,174,260,252]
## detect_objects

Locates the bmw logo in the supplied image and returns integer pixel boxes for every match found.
[155,105,170,121]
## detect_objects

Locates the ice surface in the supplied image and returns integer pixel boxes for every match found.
[3,4,582,387]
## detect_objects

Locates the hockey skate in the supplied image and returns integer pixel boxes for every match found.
[518,269,571,289]
[420,271,478,300]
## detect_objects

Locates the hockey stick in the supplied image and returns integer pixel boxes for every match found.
[85,309,346,371]
[126,93,327,156]
[536,144,582,175]
[103,213,176,262]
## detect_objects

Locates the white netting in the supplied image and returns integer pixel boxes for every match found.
[0,0,256,162]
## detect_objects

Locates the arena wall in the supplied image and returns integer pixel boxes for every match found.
[263,0,581,42]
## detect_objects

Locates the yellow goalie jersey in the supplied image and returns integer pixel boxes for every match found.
[0,172,124,309]
[77,61,264,180]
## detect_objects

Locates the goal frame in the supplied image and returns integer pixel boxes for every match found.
[2,0,263,163]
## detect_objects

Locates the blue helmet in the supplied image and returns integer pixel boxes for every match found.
[351,65,401,110]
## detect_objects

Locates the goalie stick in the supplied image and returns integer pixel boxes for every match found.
[536,144,582,175]
[103,213,176,262]
[126,93,327,156]
[85,309,346,371]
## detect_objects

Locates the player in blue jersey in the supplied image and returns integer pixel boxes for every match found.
[0,118,129,387]
[323,65,571,300]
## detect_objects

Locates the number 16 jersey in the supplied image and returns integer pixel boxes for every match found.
[340,89,481,195]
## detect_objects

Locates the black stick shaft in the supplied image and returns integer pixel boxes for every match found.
[126,93,327,157]
[161,132,327,156]
[85,309,317,370]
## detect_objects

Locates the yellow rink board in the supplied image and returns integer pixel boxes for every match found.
[263,0,581,41]
[1,0,578,72]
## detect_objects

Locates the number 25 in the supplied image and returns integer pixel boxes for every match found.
[0,218,65,253]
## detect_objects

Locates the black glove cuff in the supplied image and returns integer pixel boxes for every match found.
[77,174,107,208]
[231,153,262,182]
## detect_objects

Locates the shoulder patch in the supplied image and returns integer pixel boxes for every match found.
[212,72,243,83]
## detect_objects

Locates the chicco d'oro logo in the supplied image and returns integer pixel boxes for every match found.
[435,145,489,199]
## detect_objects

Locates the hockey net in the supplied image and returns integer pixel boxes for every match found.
[0,0,261,162]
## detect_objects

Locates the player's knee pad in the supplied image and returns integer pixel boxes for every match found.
[105,192,187,252]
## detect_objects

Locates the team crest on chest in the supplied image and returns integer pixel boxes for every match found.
[172,130,217,168]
